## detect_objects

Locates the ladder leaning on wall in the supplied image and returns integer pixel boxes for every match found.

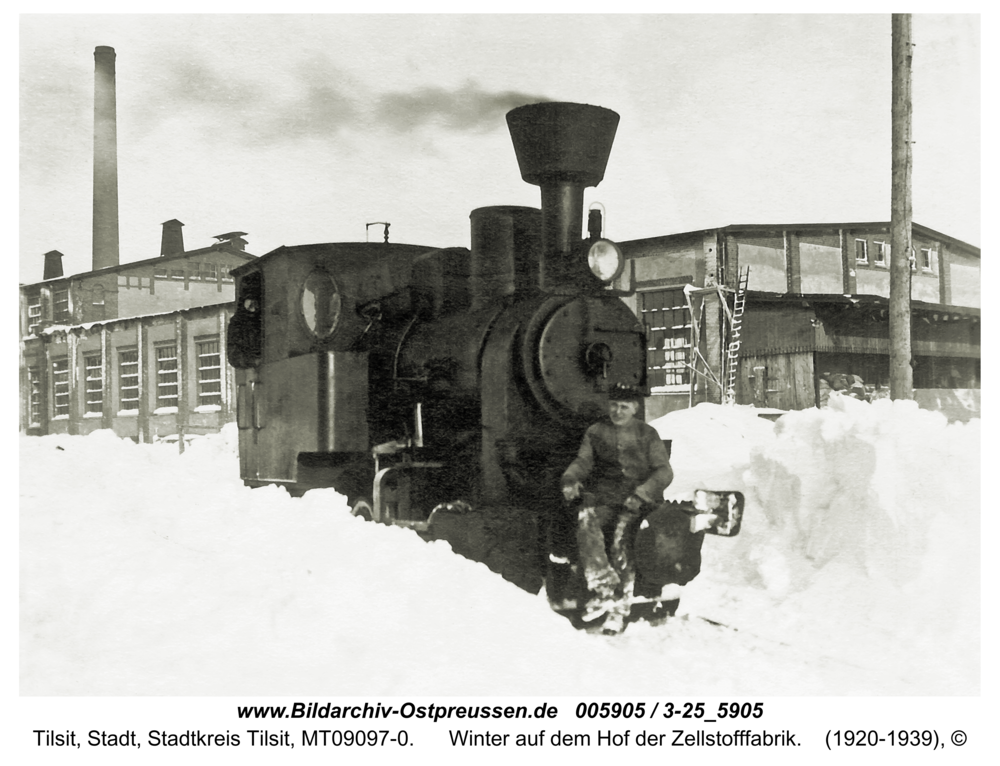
[722,267,750,405]
[682,266,750,406]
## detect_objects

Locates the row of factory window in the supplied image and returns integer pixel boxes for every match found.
[638,288,692,391]
[25,285,109,334]
[27,338,222,426]
[24,265,236,335]
[150,263,236,283]
[854,240,937,273]
[26,289,72,334]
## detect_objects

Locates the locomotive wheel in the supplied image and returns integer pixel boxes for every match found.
[351,498,375,522]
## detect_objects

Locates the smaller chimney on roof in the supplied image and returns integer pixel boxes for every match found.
[160,219,185,257]
[214,231,248,251]
[43,250,64,280]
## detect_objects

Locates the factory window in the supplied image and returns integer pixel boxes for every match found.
[28,367,42,426]
[119,349,139,411]
[155,267,168,279]
[202,263,218,282]
[54,289,70,323]
[920,248,935,273]
[171,269,185,280]
[222,268,234,283]
[156,345,179,407]
[196,338,223,406]
[84,353,103,414]
[52,357,70,418]
[27,298,42,335]
[874,241,889,267]
[854,239,868,264]
[639,288,691,392]
[91,285,106,320]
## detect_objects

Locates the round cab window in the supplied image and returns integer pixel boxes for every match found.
[301,271,342,338]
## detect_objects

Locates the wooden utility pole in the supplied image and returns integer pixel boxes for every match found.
[889,13,914,399]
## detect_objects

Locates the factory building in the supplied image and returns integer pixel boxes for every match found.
[618,221,980,421]
[18,46,258,441]
[19,227,257,440]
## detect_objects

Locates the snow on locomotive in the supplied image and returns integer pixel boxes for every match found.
[226,102,741,625]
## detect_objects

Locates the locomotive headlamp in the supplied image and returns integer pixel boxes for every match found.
[586,239,624,283]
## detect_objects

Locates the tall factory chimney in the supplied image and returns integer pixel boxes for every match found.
[92,46,119,272]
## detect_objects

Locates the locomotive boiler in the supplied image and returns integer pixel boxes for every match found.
[228,102,741,624]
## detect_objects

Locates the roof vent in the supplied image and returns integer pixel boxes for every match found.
[160,219,185,257]
[214,231,248,251]
[43,250,64,280]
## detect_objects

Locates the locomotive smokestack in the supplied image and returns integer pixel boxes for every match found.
[506,102,618,288]
[93,46,119,272]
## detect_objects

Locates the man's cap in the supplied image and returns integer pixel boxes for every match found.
[608,383,645,403]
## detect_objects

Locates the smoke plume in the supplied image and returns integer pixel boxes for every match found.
[375,82,551,132]
[132,52,550,145]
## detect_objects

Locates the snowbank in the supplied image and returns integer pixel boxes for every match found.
[655,396,979,693]
[20,399,980,696]
[650,402,778,497]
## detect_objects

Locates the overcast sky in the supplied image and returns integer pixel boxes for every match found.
[19,14,979,285]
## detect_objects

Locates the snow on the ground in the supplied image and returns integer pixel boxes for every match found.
[20,396,979,696]
[654,397,980,695]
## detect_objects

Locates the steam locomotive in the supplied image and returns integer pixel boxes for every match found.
[227,102,741,626]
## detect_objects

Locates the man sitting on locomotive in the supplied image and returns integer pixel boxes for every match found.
[561,384,672,632]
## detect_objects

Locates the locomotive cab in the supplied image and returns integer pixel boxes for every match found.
[228,241,462,502]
